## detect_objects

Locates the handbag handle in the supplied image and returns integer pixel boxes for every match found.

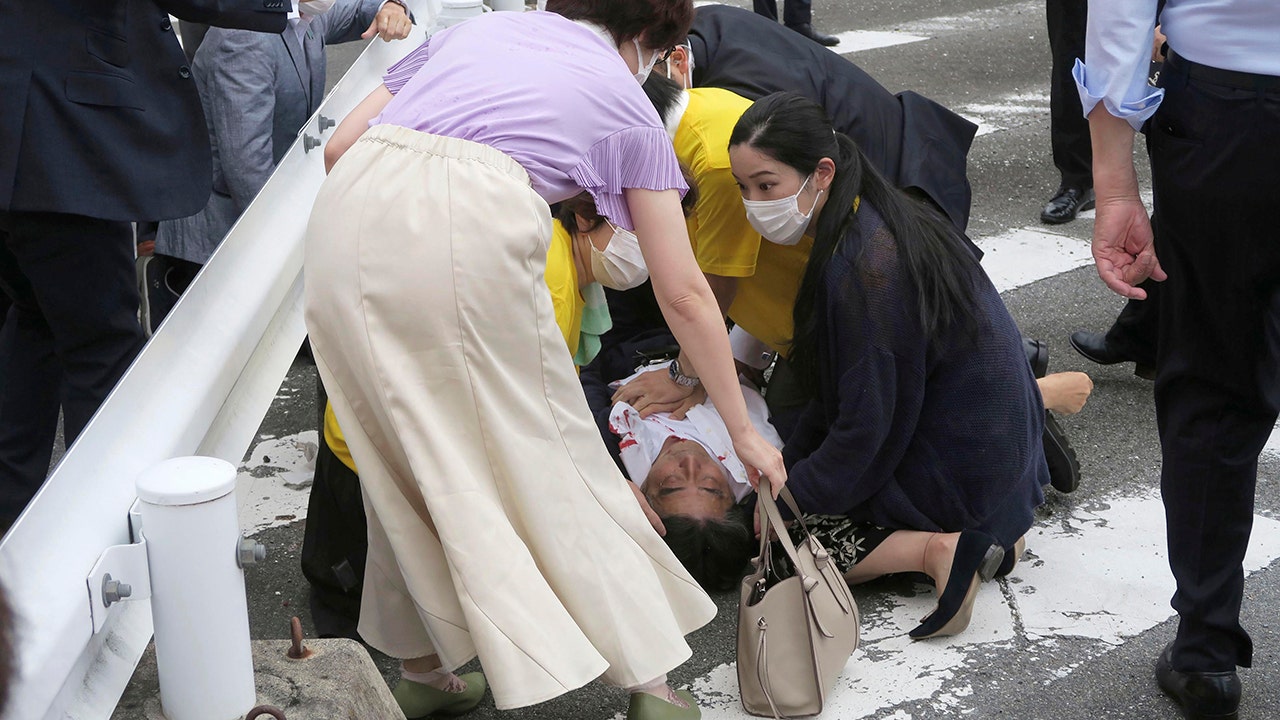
[754,482,813,576]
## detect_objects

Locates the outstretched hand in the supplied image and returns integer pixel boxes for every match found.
[1092,195,1166,299]
[362,1,412,41]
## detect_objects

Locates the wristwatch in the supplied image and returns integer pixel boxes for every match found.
[668,358,701,388]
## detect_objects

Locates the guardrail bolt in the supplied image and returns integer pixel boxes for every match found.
[102,574,132,607]
[319,115,336,131]
[303,134,322,153]
[238,537,267,568]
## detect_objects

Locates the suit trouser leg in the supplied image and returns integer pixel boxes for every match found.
[1045,0,1091,189]
[782,0,812,28]
[0,212,144,527]
[1149,62,1280,672]
[753,0,780,22]
[1104,279,1160,366]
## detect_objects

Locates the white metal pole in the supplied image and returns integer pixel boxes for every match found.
[136,457,256,720]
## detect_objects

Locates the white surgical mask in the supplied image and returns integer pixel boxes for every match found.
[742,174,823,246]
[590,222,649,290]
[631,37,662,84]
[298,0,335,16]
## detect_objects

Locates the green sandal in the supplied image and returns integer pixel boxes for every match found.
[626,689,701,720]
[392,672,487,719]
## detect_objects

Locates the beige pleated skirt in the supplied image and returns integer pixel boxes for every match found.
[302,125,717,710]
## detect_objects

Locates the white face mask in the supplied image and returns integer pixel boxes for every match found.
[631,37,662,84]
[299,0,335,16]
[742,174,823,246]
[590,222,649,290]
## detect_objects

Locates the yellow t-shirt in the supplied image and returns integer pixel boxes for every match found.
[728,238,813,356]
[676,87,760,278]
[673,87,810,356]
[325,220,584,472]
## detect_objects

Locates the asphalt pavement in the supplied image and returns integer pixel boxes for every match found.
[232,2,1280,718]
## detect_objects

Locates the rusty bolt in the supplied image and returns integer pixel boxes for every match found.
[287,616,311,659]
[246,706,287,720]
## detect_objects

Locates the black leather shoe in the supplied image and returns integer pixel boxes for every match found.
[1040,186,1095,224]
[787,23,839,46]
[1042,413,1079,493]
[1155,644,1241,720]
[1069,330,1156,380]
[1023,338,1048,379]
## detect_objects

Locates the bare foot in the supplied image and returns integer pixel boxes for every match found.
[1037,371,1094,415]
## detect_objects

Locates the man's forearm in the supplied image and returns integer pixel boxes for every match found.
[1088,105,1141,205]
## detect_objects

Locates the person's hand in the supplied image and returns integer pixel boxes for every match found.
[1092,195,1166,299]
[1152,25,1167,62]
[612,369,705,419]
[734,430,786,499]
[1037,371,1094,415]
[628,481,665,536]
[363,1,412,41]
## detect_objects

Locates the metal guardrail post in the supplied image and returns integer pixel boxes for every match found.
[136,458,262,720]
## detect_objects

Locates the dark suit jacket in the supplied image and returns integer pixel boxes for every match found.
[0,0,288,222]
[689,4,978,232]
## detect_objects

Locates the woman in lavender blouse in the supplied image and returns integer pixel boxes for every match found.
[303,2,787,718]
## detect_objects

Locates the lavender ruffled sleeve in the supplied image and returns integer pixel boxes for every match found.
[569,126,689,231]
[382,36,432,95]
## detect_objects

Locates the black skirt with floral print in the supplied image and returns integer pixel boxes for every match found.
[788,514,895,573]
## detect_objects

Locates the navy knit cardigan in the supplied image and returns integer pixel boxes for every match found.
[782,202,1050,549]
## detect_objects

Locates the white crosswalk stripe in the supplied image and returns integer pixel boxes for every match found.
[827,30,929,54]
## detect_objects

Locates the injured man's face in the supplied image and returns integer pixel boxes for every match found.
[643,437,736,520]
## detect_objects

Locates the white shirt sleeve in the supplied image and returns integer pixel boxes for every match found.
[1073,0,1164,131]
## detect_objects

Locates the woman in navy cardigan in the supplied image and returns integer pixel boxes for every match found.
[728,92,1051,639]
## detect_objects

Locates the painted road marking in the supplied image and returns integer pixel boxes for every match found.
[655,490,1280,719]
[977,227,1092,293]
[829,30,930,54]
[958,91,1049,139]
[237,431,318,534]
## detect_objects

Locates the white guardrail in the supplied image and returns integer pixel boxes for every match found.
[0,3,436,717]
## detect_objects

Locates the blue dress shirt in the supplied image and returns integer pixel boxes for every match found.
[1073,0,1280,131]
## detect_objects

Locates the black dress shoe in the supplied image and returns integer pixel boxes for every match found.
[787,23,839,46]
[1155,644,1241,720]
[1040,186,1095,224]
[1042,413,1079,493]
[1069,330,1156,380]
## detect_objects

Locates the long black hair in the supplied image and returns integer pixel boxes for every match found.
[728,92,979,394]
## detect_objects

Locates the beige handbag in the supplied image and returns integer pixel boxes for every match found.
[737,487,860,718]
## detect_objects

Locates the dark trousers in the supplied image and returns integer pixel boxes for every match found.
[753,0,812,28]
[0,212,145,528]
[1148,54,1280,672]
[301,427,367,640]
[1104,279,1161,367]
[1046,0,1091,189]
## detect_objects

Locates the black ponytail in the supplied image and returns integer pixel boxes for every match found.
[729,92,980,395]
